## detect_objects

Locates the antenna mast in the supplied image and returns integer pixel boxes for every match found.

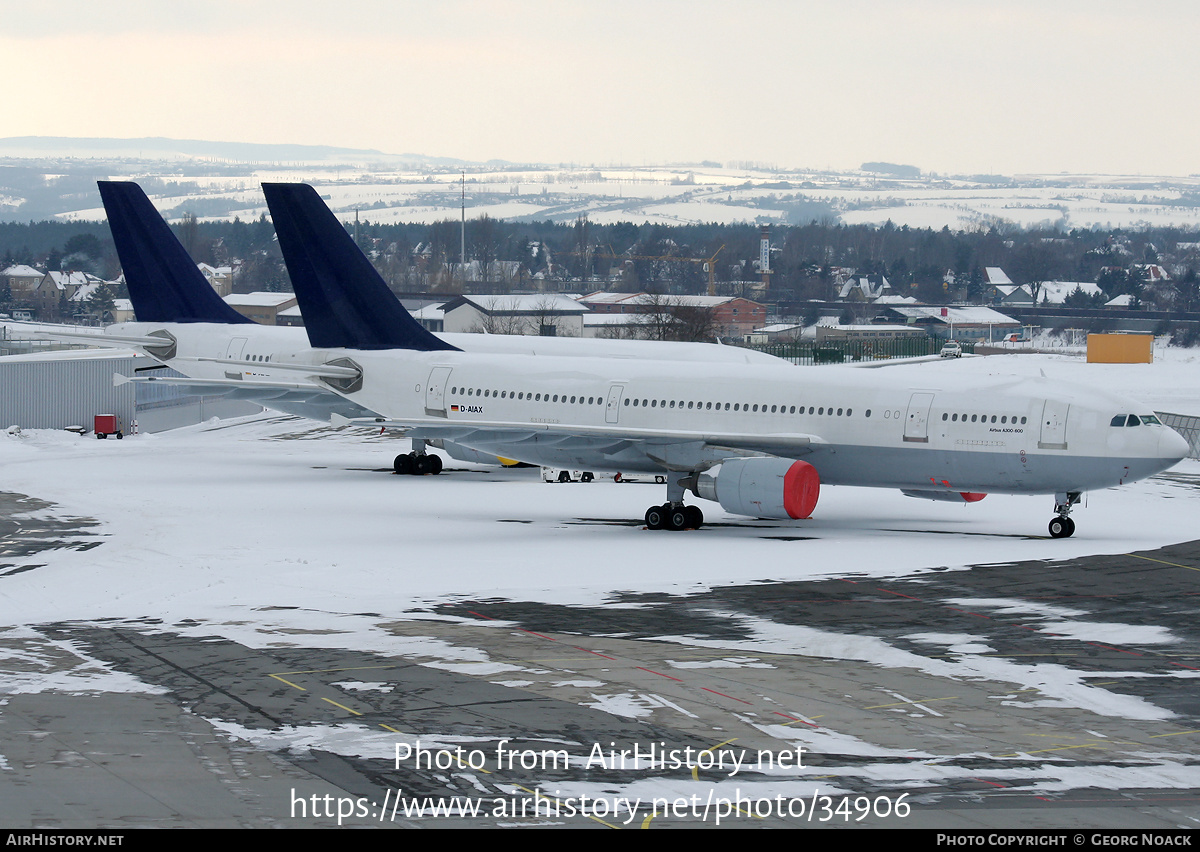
[460,172,466,285]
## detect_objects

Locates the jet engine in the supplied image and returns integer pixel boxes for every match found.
[691,458,820,519]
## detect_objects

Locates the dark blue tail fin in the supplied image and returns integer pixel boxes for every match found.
[98,181,252,324]
[262,183,457,351]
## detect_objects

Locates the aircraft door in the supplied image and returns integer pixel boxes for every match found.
[425,366,453,417]
[605,384,625,424]
[1038,400,1070,450]
[225,337,247,359]
[903,392,935,443]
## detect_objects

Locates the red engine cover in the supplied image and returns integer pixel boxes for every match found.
[707,457,822,520]
[783,460,821,518]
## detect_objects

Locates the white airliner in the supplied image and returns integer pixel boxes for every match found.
[258,182,1189,538]
[53,182,786,471]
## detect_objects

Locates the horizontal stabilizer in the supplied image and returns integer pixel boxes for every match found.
[115,373,318,392]
[37,329,174,349]
[194,357,361,379]
[98,182,252,325]
[261,183,458,352]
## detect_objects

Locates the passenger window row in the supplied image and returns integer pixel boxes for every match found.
[447,386,864,418]
[942,413,1028,425]
[451,387,603,405]
[627,399,848,415]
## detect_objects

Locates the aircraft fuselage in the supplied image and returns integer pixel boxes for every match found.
[311,347,1187,497]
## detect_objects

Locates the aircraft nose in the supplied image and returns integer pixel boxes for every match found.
[1161,426,1191,464]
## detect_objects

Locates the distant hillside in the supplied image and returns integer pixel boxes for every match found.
[861,161,921,179]
[0,136,476,167]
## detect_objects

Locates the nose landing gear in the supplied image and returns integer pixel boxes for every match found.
[1048,491,1081,538]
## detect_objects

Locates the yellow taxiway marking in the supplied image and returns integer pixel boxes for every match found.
[1126,553,1200,573]
[321,697,362,716]
[691,738,739,781]
[997,742,1105,757]
[865,696,957,710]
[687,738,760,820]
[774,715,824,728]
[1149,729,1200,739]
[268,674,308,691]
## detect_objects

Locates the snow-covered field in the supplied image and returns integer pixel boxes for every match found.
[44,162,1200,229]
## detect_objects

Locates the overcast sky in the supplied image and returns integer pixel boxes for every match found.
[5,1,1197,176]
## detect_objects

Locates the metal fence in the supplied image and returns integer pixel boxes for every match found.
[0,333,93,357]
[744,337,972,365]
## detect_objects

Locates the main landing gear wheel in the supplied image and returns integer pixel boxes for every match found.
[645,472,704,531]
[645,503,703,531]
[393,452,442,476]
[1048,516,1075,538]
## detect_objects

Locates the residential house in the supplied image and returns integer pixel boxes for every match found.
[198,263,234,297]
[441,294,588,337]
[878,305,1020,341]
[223,292,299,325]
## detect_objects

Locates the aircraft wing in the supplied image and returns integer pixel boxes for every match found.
[327,415,824,472]
[116,373,376,420]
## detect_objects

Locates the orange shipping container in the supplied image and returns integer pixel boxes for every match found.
[1087,333,1153,364]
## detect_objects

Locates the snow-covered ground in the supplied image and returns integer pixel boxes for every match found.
[4,415,1197,622]
[40,163,1200,229]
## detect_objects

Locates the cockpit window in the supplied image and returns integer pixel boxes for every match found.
[1112,414,1162,427]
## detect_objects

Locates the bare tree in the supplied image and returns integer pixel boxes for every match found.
[527,296,578,337]
[468,297,529,335]
[622,294,717,342]
[632,292,676,341]
[670,302,717,342]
